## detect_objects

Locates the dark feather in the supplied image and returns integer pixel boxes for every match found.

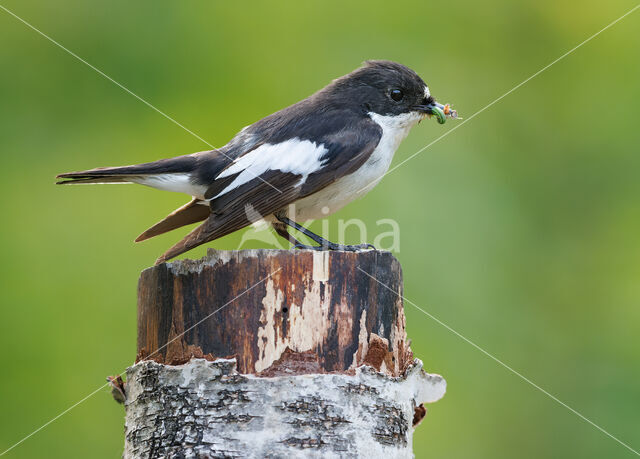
[135,199,211,242]
[56,152,221,185]
[56,175,136,185]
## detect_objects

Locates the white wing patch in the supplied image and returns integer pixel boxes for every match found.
[424,86,430,98]
[211,138,328,199]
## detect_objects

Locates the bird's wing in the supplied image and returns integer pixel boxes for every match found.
[156,114,382,263]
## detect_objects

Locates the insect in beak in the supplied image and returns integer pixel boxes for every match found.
[414,102,459,124]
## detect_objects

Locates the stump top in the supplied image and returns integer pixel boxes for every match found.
[137,249,411,376]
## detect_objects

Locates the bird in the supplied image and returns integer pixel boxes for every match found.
[57,60,456,265]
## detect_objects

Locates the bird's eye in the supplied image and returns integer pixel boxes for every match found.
[390,89,404,102]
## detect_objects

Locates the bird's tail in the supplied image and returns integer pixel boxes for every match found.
[56,156,198,185]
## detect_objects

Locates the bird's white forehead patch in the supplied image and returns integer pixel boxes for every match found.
[212,138,328,199]
[424,86,430,99]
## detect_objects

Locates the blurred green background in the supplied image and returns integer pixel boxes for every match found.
[1,0,639,457]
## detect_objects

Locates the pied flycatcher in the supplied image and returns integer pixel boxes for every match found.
[57,60,457,264]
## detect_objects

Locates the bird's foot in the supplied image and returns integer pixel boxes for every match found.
[293,242,375,252]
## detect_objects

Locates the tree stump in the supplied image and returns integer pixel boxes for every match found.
[125,249,446,458]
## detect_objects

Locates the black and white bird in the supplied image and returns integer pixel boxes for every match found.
[57,60,455,264]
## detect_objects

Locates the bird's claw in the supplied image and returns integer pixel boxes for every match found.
[293,242,376,252]
[293,243,324,251]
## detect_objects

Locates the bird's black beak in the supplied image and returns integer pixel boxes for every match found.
[413,101,458,124]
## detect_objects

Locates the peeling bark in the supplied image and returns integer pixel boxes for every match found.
[137,249,411,376]
[127,249,446,457]
[124,358,445,458]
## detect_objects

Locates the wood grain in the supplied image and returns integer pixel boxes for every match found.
[137,249,412,376]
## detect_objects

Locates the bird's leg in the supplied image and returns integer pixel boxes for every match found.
[275,215,375,252]
[272,222,306,247]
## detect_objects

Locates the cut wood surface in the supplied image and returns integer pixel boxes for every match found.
[137,249,411,376]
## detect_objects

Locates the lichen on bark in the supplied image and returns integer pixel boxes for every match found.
[124,358,445,458]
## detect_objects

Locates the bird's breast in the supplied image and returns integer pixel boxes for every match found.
[291,112,420,221]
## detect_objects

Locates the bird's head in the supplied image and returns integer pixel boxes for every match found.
[324,60,456,125]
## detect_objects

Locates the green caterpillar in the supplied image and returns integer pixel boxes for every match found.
[431,105,447,124]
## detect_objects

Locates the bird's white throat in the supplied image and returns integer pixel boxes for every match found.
[368,111,424,161]
[290,111,422,221]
